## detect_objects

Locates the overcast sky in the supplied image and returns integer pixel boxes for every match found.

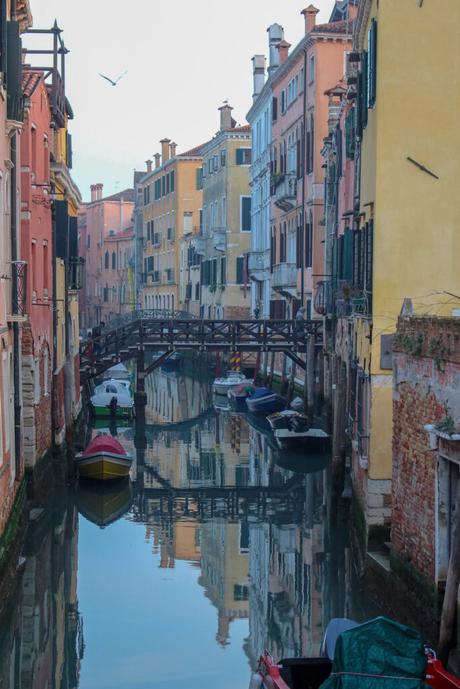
[28,0,335,201]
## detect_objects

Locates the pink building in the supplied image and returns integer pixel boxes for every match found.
[270,4,353,319]
[20,69,54,468]
[80,185,135,328]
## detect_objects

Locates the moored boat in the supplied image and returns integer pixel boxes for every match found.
[246,387,285,414]
[249,616,460,689]
[212,371,250,395]
[267,409,308,431]
[75,435,132,481]
[228,382,255,411]
[90,389,134,419]
[274,427,330,452]
[102,363,131,380]
[76,478,133,527]
[94,379,132,396]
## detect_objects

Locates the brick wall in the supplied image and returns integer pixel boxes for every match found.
[391,316,460,583]
[224,305,250,320]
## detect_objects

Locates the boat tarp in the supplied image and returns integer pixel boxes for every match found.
[250,387,273,399]
[319,617,429,689]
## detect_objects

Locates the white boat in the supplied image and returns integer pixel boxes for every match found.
[90,390,135,419]
[212,372,250,395]
[267,409,306,431]
[94,379,131,396]
[274,427,330,451]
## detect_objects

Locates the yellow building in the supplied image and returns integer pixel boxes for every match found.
[139,140,205,313]
[352,0,460,534]
[199,105,252,319]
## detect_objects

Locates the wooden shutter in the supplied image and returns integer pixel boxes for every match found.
[236,256,244,284]
[361,51,368,129]
[368,19,378,108]
[236,149,243,165]
[343,229,353,282]
[241,197,251,232]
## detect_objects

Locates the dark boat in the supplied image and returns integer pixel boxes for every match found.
[249,617,460,689]
[76,479,133,528]
[246,387,286,414]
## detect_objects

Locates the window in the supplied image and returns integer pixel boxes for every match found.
[240,196,251,232]
[306,113,314,174]
[270,227,277,271]
[220,256,226,285]
[33,358,40,404]
[272,96,278,122]
[43,352,48,396]
[236,256,245,284]
[234,584,249,602]
[305,218,313,268]
[281,89,286,114]
[43,242,49,291]
[220,149,227,167]
[166,173,170,194]
[111,252,116,270]
[170,170,175,192]
[309,55,315,84]
[195,282,200,300]
[236,148,251,165]
[196,167,203,190]
[213,155,218,172]
[104,251,109,269]
[103,285,109,302]
[86,234,90,249]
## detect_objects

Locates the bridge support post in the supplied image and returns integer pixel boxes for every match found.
[134,347,147,408]
[304,335,316,421]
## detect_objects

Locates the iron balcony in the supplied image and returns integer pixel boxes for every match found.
[272,173,298,212]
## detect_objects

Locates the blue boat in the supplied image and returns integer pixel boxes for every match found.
[245,387,285,414]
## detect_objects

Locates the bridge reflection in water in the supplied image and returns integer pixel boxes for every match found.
[0,368,357,689]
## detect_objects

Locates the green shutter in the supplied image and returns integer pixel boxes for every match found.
[343,229,353,283]
[236,257,244,285]
[236,149,243,165]
[170,170,175,192]
[361,51,368,129]
[368,19,378,108]
[241,197,251,232]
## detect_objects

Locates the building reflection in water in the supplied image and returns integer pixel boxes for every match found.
[0,494,82,689]
[0,368,354,688]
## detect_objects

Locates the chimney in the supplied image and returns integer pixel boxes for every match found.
[277,40,291,66]
[154,153,161,169]
[95,183,103,200]
[252,55,266,102]
[90,184,97,202]
[301,5,319,34]
[160,138,171,164]
[169,142,177,158]
[267,23,284,76]
[146,159,152,173]
[218,103,233,131]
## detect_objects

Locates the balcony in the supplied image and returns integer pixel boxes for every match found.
[248,249,270,282]
[314,280,333,316]
[272,262,297,295]
[272,173,297,212]
[165,268,175,284]
[191,234,206,256]
[7,260,27,322]
[150,270,160,284]
[68,257,85,291]
[212,227,226,252]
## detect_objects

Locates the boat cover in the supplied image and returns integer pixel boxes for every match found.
[84,435,126,457]
[319,617,429,689]
[250,387,273,399]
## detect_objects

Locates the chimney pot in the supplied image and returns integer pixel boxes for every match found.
[90,184,97,202]
[277,40,291,66]
[154,153,161,169]
[160,138,171,165]
[301,5,319,34]
[146,159,152,173]
[267,23,284,76]
[218,103,233,131]
[169,142,177,158]
[252,55,266,102]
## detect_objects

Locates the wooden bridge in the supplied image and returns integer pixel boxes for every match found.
[80,311,322,383]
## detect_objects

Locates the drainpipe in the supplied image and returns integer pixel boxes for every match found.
[10,131,21,477]
[51,186,58,444]
[300,47,308,306]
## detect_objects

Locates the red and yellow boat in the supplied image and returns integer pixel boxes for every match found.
[75,435,132,481]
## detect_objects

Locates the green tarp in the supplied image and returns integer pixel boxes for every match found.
[319,617,429,689]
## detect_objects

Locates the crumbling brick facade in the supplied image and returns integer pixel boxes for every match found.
[392,316,460,585]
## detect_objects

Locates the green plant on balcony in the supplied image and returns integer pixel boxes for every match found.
[435,403,457,436]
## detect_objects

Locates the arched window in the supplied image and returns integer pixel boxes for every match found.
[104,251,109,269]
[112,252,116,270]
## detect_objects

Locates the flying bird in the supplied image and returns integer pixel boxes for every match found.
[98,70,128,86]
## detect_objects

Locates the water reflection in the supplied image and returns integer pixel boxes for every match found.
[0,367,353,689]
[0,494,82,689]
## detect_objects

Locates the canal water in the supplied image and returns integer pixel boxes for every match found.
[0,366,371,689]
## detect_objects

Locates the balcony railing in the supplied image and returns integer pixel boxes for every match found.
[272,173,297,211]
[150,270,160,284]
[68,257,85,291]
[8,260,27,319]
[272,262,297,291]
[248,249,270,281]
[212,227,226,252]
[314,280,333,316]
